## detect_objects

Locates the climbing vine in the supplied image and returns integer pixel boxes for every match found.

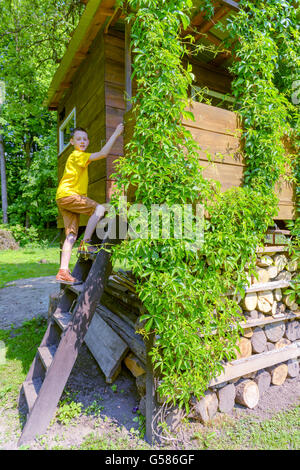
[110,0,299,407]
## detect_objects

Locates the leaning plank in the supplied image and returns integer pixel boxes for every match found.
[85,313,129,383]
[209,341,300,387]
[245,280,290,293]
[97,305,146,364]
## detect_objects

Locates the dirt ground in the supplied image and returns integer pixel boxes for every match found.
[0,276,299,450]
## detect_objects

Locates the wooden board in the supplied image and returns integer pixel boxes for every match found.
[209,341,300,386]
[85,312,129,383]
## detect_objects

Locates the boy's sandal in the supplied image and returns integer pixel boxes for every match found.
[55,269,82,285]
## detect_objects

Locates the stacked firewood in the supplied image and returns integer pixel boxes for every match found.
[188,246,300,422]
[96,244,299,422]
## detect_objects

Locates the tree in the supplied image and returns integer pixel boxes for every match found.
[0,0,84,227]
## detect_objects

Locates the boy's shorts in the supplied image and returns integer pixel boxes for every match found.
[57,195,98,237]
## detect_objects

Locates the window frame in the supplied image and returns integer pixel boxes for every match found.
[58,107,76,155]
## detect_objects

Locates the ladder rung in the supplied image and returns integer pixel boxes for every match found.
[53,312,72,331]
[67,284,84,295]
[38,345,57,370]
[23,378,43,413]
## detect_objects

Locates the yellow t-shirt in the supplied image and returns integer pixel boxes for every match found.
[56,150,91,200]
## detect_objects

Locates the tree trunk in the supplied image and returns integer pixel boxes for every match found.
[24,140,31,228]
[0,131,8,224]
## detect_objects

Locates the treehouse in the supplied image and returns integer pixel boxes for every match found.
[46,0,297,232]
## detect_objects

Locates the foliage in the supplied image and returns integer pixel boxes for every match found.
[0,0,84,227]
[110,0,299,407]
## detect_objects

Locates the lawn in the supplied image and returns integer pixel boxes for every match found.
[0,244,78,288]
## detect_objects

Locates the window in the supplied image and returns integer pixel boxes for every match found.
[59,108,76,154]
[191,85,234,110]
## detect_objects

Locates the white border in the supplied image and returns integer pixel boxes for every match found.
[58,107,76,155]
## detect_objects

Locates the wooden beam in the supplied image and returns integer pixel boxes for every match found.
[219,0,240,11]
[104,7,123,34]
[209,341,300,386]
[193,5,230,43]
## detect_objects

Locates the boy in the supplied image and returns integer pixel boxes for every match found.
[55,123,124,284]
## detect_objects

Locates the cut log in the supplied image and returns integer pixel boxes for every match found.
[273,254,287,272]
[272,301,277,316]
[264,321,285,343]
[266,342,275,351]
[217,383,236,413]
[276,302,286,314]
[124,352,145,377]
[136,373,146,397]
[251,327,267,353]
[254,369,271,396]
[235,380,259,409]
[268,363,288,385]
[242,292,258,311]
[267,265,278,280]
[253,268,270,284]
[287,358,299,378]
[235,337,252,359]
[243,328,253,338]
[274,288,282,301]
[96,305,146,364]
[285,320,300,341]
[257,255,273,268]
[286,259,298,272]
[275,338,291,349]
[85,313,129,383]
[283,295,297,309]
[191,390,218,423]
[275,270,292,282]
[257,290,273,314]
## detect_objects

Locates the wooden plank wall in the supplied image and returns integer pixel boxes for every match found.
[182,101,296,220]
[56,29,106,229]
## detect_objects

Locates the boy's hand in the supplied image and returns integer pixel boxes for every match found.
[114,123,124,137]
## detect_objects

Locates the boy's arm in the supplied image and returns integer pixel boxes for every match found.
[89,123,124,162]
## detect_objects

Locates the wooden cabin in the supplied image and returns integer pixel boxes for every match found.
[46,0,297,232]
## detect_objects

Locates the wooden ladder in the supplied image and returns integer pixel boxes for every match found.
[17,221,120,447]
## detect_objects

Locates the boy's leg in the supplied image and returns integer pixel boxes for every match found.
[60,232,77,270]
[56,200,80,284]
[82,204,106,241]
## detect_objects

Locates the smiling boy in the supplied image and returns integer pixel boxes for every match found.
[56,123,123,284]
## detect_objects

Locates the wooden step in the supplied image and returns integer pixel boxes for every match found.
[67,284,84,296]
[23,378,43,413]
[53,311,72,331]
[38,345,57,370]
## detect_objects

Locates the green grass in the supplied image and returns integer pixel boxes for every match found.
[192,406,300,450]
[0,318,300,449]
[0,245,78,288]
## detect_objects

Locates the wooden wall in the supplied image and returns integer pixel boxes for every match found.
[182,101,296,220]
[124,100,296,220]
[56,29,296,230]
[103,31,127,202]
